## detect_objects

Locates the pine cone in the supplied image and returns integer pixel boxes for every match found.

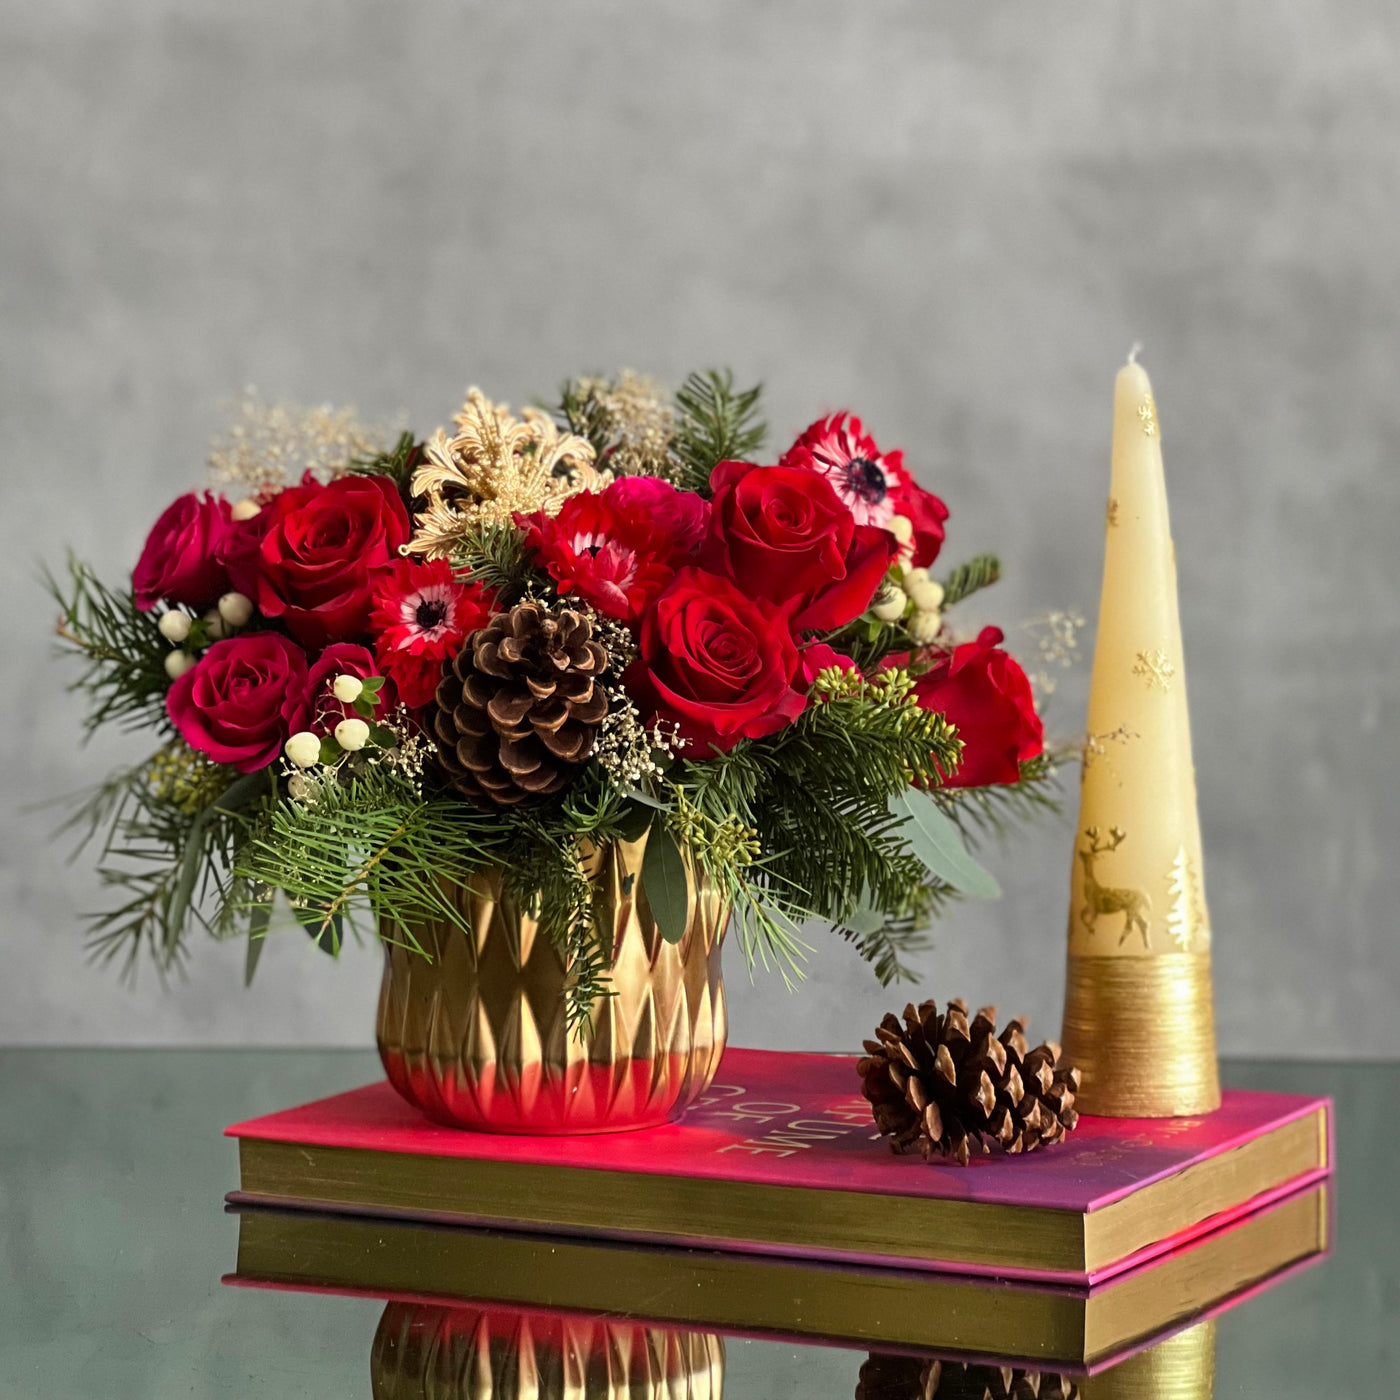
[433,601,609,806]
[856,1353,1078,1400]
[858,999,1081,1165]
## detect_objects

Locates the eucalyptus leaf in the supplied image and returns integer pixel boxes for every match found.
[368,723,398,749]
[615,801,656,843]
[890,789,1001,900]
[842,905,888,937]
[318,736,342,766]
[641,817,689,943]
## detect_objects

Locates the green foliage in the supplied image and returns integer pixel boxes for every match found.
[931,749,1064,847]
[669,370,767,494]
[349,431,420,491]
[46,556,171,738]
[554,376,619,459]
[939,552,1002,608]
[450,519,544,603]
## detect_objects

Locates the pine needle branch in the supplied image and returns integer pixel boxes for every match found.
[670,370,767,494]
[939,553,1002,608]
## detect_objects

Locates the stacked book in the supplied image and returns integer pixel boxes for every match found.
[225,1048,1332,1370]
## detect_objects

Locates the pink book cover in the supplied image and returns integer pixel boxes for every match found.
[226,1047,1333,1284]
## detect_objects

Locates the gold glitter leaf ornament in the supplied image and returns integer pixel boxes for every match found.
[406,388,605,558]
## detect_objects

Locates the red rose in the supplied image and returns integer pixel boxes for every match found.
[910,626,1043,787]
[369,558,493,709]
[705,461,896,631]
[780,413,949,568]
[166,632,309,772]
[603,476,711,556]
[253,474,410,648]
[304,642,398,730]
[626,567,807,753]
[517,489,684,622]
[217,501,276,600]
[132,492,231,610]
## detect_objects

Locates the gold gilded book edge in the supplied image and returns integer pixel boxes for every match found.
[230,1180,1328,1366]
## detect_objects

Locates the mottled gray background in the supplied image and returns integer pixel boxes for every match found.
[2,1,1396,1051]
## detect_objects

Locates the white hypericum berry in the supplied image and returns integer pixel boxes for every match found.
[286,773,312,801]
[158,610,192,644]
[164,650,196,680]
[230,497,262,521]
[217,591,254,629]
[334,717,370,752]
[888,514,914,545]
[284,731,322,769]
[908,609,944,645]
[202,609,226,641]
[331,674,364,704]
[872,586,908,623]
[904,568,945,613]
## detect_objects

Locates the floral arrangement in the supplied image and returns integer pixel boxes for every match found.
[52,371,1055,1027]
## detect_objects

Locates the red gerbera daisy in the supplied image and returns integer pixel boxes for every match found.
[516,490,685,622]
[781,413,949,567]
[369,558,494,709]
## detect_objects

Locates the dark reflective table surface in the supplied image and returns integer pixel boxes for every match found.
[2,1053,1395,1395]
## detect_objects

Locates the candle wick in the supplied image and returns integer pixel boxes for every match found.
[1128,341,1143,365]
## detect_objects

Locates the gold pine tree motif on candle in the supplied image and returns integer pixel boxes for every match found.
[1132,648,1176,692]
[1166,845,1209,951]
[1077,827,1152,948]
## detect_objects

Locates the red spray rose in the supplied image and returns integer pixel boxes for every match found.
[781,413,949,568]
[132,492,231,610]
[166,632,309,773]
[369,558,494,709]
[704,460,896,632]
[304,642,398,729]
[603,476,711,556]
[517,489,685,622]
[910,627,1043,787]
[626,566,807,753]
[252,474,410,648]
[217,500,276,600]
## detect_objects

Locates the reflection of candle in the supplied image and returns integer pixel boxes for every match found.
[1061,353,1221,1117]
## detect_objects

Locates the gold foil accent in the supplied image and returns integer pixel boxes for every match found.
[1132,649,1176,692]
[376,837,729,1133]
[1077,827,1153,948]
[1106,497,1120,527]
[1138,397,1159,437]
[1166,845,1210,951]
[1080,1318,1215,1400]
[370,1302,725,1399]
[1062,953,1220,1117]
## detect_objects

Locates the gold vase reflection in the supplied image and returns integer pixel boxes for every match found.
[376,835,729,1133]
[371,1302,725,1400]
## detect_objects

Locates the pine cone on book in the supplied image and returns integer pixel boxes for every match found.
[433,601,609,806]
[858,999,1081,1166]
[856,1353,1079,1400]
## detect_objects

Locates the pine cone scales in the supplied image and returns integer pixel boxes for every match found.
[433,602,609,806]
[859,1000,1081,1165]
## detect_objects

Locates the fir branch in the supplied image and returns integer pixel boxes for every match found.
[450,519,545,603]
[46,556,172,738]
[348,430,419,491]
[932,750,1065,847]
[669,370,767,494]
[939,553,1002,608]
[553,376,617,459]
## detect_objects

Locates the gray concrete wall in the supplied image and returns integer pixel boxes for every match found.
[2,1,1396,1051]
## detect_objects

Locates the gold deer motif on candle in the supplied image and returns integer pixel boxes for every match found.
[1077,827,1152,949]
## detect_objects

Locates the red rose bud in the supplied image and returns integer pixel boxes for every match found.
[304,642,398,729]
[517,490,687,623]
[626,566,808,753]
[252,474,410,649]
[132,492,232,611]
[911,626,1044,787]
[602,476,711,557]
[166,632,310,773]
[704,461,896,632]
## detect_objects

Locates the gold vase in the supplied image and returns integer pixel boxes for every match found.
[375,834,729,1133]
[371,1302,725,1400]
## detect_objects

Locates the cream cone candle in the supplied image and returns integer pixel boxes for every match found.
[1061,352,1221,1116]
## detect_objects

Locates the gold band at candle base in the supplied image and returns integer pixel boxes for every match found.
[1062,953,1221,1117]
[1080,1318,1216,1399]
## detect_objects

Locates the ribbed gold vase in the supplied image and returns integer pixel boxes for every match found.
[371,1302,725,1400]
[375,835,729,1134]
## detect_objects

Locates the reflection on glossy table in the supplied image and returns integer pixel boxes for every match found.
[1,1053,1393,1396]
